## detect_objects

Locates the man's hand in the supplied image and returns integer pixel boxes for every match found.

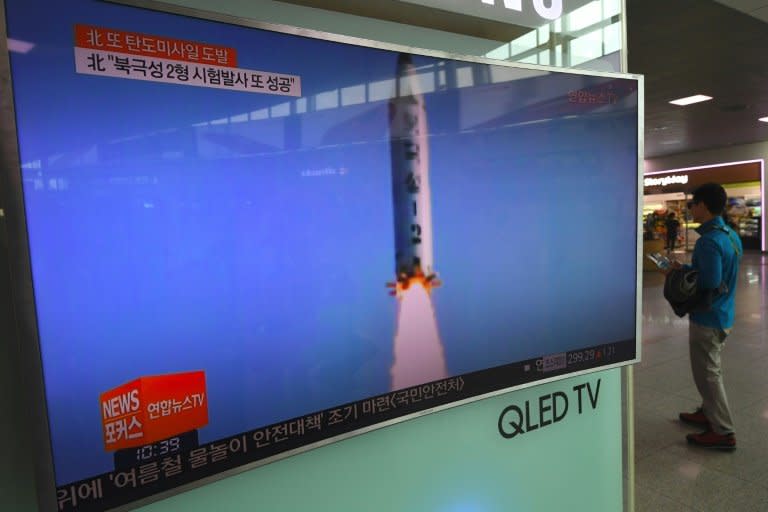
[660,260,682,276]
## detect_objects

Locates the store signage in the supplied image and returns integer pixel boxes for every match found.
[480,0,563,20]
[643,174,689,188]
[644,162,762,195]
[399,0,591,27]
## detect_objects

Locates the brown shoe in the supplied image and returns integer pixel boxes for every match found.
[686,430,736,450]
[679,407,710,428]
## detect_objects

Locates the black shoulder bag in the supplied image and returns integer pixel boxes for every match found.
[663,225,741,318]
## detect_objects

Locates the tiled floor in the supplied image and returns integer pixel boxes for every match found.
[635,251,768,511]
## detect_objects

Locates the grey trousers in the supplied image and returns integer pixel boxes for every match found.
[689,322,734,434]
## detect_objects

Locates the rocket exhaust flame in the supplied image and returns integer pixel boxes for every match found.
[386,272,441,297]
[390,281,448,390]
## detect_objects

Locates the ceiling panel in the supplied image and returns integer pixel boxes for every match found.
[629,0,768,157]
[714,0,768,14]
[750,6,768,21]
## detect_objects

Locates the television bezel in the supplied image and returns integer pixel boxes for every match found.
[0,1,644,510]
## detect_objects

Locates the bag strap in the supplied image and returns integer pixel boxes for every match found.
[703,223,742,258]
[717,226,741,258]
[698,223,741,297]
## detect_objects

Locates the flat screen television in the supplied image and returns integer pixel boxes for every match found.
[1,0,642,510]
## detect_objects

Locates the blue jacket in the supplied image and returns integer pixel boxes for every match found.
[686,216,742,329]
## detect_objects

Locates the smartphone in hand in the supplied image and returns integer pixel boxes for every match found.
[646,252,672,270]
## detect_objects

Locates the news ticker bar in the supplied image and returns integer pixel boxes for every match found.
[56,338,635,512]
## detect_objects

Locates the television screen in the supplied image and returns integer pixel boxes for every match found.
[3,0,640,510]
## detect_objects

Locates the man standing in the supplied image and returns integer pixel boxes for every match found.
[665,211,680,253]
[677,183,742,449]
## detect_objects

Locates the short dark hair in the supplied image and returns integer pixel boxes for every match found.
[691,182,727,215]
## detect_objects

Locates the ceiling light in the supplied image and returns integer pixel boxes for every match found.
[7,38,35,54]
[669,95,712,106]
[759,117,768,123]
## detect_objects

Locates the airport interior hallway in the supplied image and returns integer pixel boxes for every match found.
[635,252,768,511]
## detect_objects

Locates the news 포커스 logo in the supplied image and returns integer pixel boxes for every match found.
[99,371,208,452]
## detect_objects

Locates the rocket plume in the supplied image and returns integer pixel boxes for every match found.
[390,280,448,390]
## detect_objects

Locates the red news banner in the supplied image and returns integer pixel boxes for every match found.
[100,371,208,452]
[74,24,301,96]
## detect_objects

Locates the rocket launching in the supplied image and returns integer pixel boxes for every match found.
[387,53,441,297]
[387,53,448,389]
